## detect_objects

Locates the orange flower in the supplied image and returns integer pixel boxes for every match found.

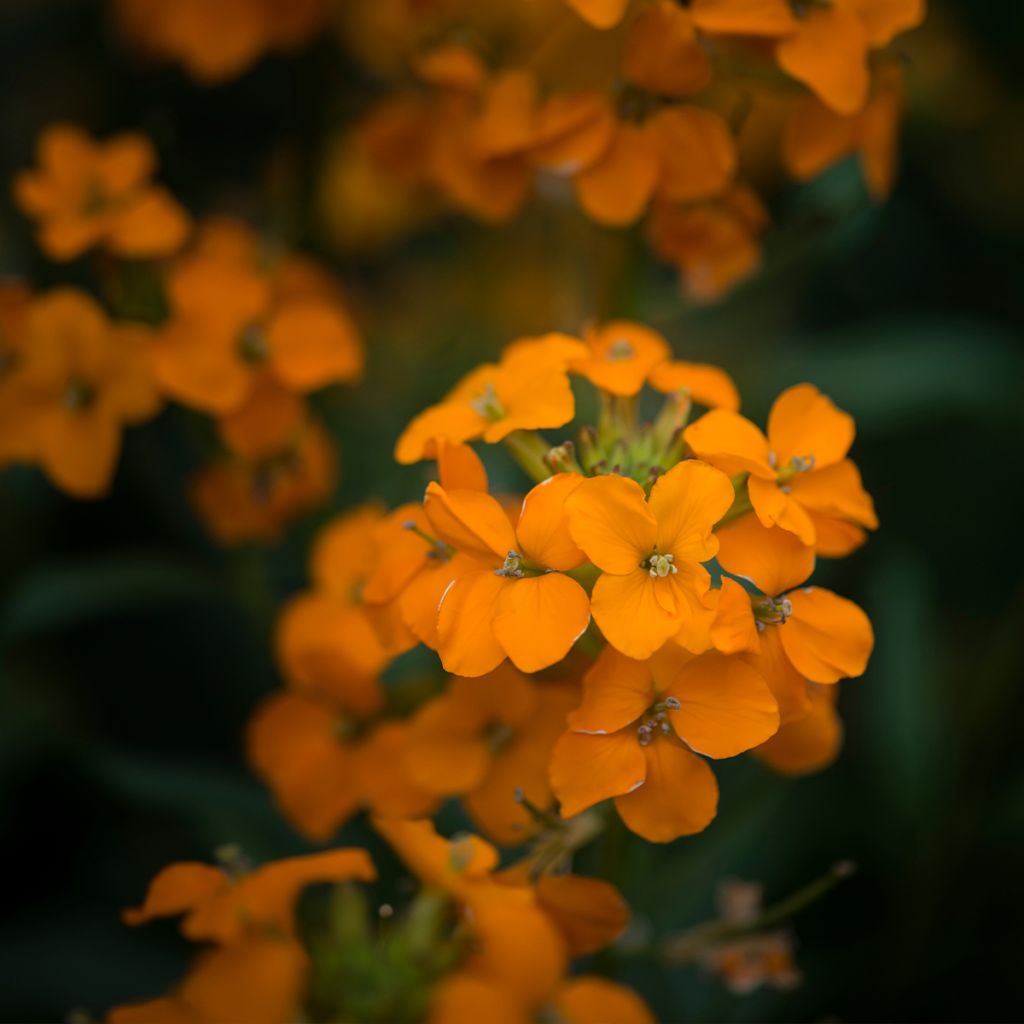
[11,288,160,498]
[395,333,585,464]
[691,0,925,114]
[423,473,592,675]
[784,65,905,201]
[714,514,874,724]
[0,281,35,466]
[404,666,579,844]
[622,1,712,98]
[276,504,416,703]
[112,0,328,84]
[550,645,777,841]
[683,383,878,552]
[569,319,740,408]
[648,185,769,303]
[108,935,307,1024]
[566,460,735,659]
[247,688,437,842]
[754,682,842,775]
[123,847,376,944]
[152,222,363,414]
[574,106,738,227]
[14,125,189,261]
[191,381,337,544]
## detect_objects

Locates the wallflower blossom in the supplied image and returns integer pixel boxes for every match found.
[566,460,735,658]
[404,666,579,843]
[122,847,376,943]
[152,219,363,414]
[714,514,874,724]
[550,645,778,841]
[395,333,585,464]
[784,65,905,201]
[14,125,190,261]
[691,0,925,114]
[191,380,337,544]
[423,473,591,675]
[683,382,878,553]
[247,686,437,842]
[112,0,329,84]
[8,288,160,498]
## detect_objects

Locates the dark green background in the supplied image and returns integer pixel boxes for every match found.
[1,1,1022,1021]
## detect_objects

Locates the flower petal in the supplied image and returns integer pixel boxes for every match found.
[494,573,590,673]
[650,459,734,561]
[436,569,509,676]
[754,683,842,775]
[648,360,740,411]
[554,977,656,1024]
[591,569,681,660]
[767,383,854,471]
[268,302,363,391]
[715,514,814,597]
[516,474,587,570]
[568,646,653,734]
[550,729,647,819]
[614,738,718,841]
[567,474,656,574]
[575,122,660,227]
[424,481,516,562]
[666,652,779,758]
[781,587,874,682]
[683,410,775,478]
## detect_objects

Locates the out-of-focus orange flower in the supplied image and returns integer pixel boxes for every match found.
[714,515,874,725]
[395,333,585,464]
[108,935,307,1024]
[152,219,363,414]
[754,681,842,774]
[563,0,630,29]
[123,847,376,943]
[574,106,738,227]
[691,0,925,114]
[113,0,329,84]
[550,644,777,841]
[404,666,579,843]
[622,1,713,97]
[0,281,35,466]
[276,504,416,705]
[784,65,905,200]
[247,687,438,842]
[190,380,337,544]
[684,383,878,552]
[648,185,769,302]
[10,288,160,498]
[566,460,734,658]
[421,474,591,675]
[14,125,190,262]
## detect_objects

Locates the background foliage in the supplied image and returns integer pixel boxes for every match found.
[1,0,1022,1021]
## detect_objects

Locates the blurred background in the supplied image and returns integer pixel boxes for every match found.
[1,0,1022,1021]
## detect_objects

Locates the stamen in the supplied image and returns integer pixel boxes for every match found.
[752,595,793,626]
[495,550,525,578]
[645,552,677,578]
[607,338,635,361]
[469,381,505,422]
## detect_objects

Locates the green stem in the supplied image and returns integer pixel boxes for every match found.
[503,430,553,484]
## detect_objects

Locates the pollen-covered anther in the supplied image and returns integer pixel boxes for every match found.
[646,552,677,578]
[469,380,505,421]
[753,595,793,627]
[495,550,525,578]
[608,338,636,361]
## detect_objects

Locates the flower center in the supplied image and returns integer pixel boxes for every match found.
[469,380,505,422]
[636,697,681,747]
[752,595,792,630]
[643,552,677,578]
[607,338,635,361]
[495,549,524,578]
[238,322,269,364]
[771,451,816,490]
[63,379,95,411]
[485,720,513,753]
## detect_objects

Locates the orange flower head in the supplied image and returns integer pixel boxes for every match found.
[691,0,925,114]
[550,644,778,842]
[14,124,190,261]
[713,514,874,724]
[683,382,878,552]
[122,846,376,944]
[566,460,735,659]
[423,473,592,675]
[153,221,363,414]
[12,288,160,498]
[404,666,579,843]
[395,333,586,464]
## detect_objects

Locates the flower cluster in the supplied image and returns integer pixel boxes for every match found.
[4,125,362,532]
[328,0,922,298]
[111,820,653,1024]
[250,321,875,853]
